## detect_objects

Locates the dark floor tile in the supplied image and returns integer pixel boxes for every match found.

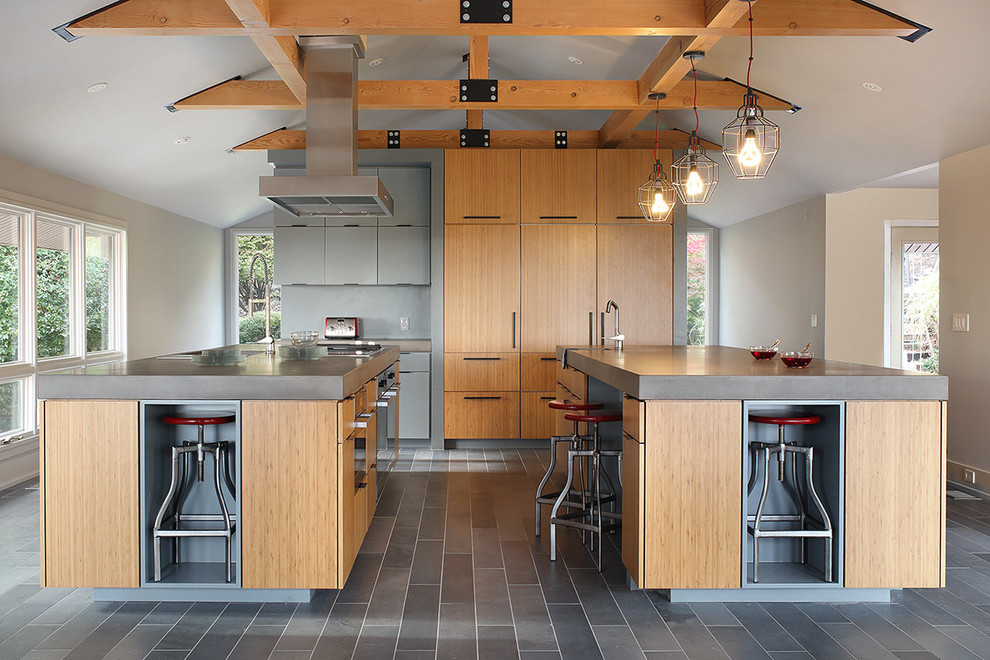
[410,539,444,585]
[420,507,447,540]
[142,602,193,626]
[594,624,647,660]
[441,553,474,604]
[648,597,729,660]
[723,602,802,653]
[473,529,504,569]
[63,601,156,660]
[445,515,474,553]
[533,552,580,605]
[833,603,924,652]
[34,601,124,651]
[767,654,814,660]
[145,651,191,659]
[365,567,411,626]
[397,584,440,651]
[226,624,284,660]
[569,569,625,625]
[868,604,981,660]
[337,552,385,604]
[252,602,297,626]
[383,526,420,569]
[936,625,990,660]
[479,625,519,660]
[273,589,335,652]
[353,624,399,660]
[609,588,679,652]
[475,569,513,626]
[103,624,172,660]
[819,622,899,660]
[184,602,260,660]
[0,625,61,660]
[311,601,366,658]
[913,587,990,637]
[362,515,397,554]
[689,603,739,626]
[502,539,540,585]
[760,602,857,660]
[268,652,312,660]
[509,585,557,651]
[437,603,477,660]
[0,588,83,646]
[708,625,772,660]
[795,602,849,624]
[520,652,563,660]
[897,589,965,625]
[548,603,604,660]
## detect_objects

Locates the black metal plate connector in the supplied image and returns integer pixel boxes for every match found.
[460,129,491,148]
[460,0,512,24]
[554,131,568,149]
[387,130,401,149]
[459,79,498,103]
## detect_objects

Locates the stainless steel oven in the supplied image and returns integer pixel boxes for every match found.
[374,365,399,501]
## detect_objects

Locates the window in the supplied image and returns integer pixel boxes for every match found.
[687,230,710,345]
[0,201,125,445]
[888,226,938,372]
[231,231,280,344]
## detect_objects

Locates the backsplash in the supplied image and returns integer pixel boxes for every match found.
[280,285,431,338]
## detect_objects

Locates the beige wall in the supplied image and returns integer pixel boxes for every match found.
[0,152,224,359]
[941,144,990,477]
[719,196,826,352]
[824,188,938,366]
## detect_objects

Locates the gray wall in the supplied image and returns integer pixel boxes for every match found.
[940,143,990,479]
[281,285,431,338]
[719,196,826,352]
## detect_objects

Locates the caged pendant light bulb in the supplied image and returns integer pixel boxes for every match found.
[638,92,676,223]
[672,52,718,205]
[722,0,779,179]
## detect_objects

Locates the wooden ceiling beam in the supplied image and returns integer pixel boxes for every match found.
[172,78,793,111]
[66,0,923,38]
[466,36,488,130]
[231,128,723,152]
[224,0,307,103]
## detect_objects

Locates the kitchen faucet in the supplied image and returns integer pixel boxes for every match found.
[604,299,625,351]
[248,252,275,355]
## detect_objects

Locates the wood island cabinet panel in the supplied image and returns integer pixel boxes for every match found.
[597,149,669,223]
[444,353,520,391]
[43,400,139,588]
[444,224,520,352]
[597,224,673,345]
[444,391,520,439]
[445,150,520,224]
[643,400,742,589]
[520,150,597,223]
[520,224,597,352]
[521,353,558,392]
[622,433,645,587]
[521,391,556,439]
[845,400,944,588]
[241,401,339,589]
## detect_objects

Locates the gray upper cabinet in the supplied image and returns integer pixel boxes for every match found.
[325,168,381,227]
[274,227,325,284]
[377,166,430,227]
[378,227,430,285]
[325,226,378,285]
[273,208,324,227]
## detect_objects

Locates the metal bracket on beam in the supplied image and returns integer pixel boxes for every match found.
[460,129,491,148]
[387,130,401,149]
[554,131,568,149]
[460,0,512,24]
[459,79,498,103]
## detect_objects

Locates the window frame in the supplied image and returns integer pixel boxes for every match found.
[227,228,276,346]
[687,227,718,345]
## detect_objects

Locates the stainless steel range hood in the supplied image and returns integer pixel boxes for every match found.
[260,36,393,218]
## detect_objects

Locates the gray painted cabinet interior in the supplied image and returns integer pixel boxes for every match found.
[378,166,431,226]
[273,226,325,284]
[399,352,430,440]
[325,226,378,285]
[378,227,430,284]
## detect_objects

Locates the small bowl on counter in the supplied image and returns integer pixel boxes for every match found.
[780,351,814,368]
[280,345,327,361]
[290,330,319,347]
[192,348,245,366]
[749,346,779,360]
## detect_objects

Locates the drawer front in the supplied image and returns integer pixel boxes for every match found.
[521,353,558,392]
[521,391,556,439]
[558,364,587,399]
[623,395,644,442]
[444,353,520,391]
[399,351,431,372]
[444,392,520,439]
[338,398,355,442]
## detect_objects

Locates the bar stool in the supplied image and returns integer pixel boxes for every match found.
[747,414,833,584]
[535,399,604,538]
[153,412,237,583]
[550,409,622,570]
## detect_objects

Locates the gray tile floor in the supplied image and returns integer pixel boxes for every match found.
[2,448,990,659]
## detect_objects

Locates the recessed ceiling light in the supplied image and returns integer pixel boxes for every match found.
[174,137,191,145]
[368,57,384,67]
[862,81,884,92]
[86,82,108,94]
[567,56,583,65]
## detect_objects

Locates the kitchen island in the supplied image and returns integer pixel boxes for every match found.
[37,344,399,602]
[557,345,948,602]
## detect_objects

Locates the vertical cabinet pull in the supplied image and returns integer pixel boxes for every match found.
[512,312,517,349]
[588,312,593,344]
[600,312,606,346]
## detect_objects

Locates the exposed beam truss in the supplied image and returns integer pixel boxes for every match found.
[466,36,488,129]
[172,78,795,112]
[222,0,306,103]
[231,128,723,152]
[64,0,925,38]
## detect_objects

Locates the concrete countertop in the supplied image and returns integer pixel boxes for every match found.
[38,344,401,401]
[557,345,948,401]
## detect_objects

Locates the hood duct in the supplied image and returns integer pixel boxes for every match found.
[260,36,394,217]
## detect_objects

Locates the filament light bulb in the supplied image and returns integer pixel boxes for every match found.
[738,129,762,168]
[651,191,669,215]
[685,167,704,197]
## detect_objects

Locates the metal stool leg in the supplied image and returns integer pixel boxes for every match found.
[752,446,774,583]
[535,435,560,537]
[153,445,184,582]
[210,446,234,583]
[802,446,833,583]
[549,447,578,561]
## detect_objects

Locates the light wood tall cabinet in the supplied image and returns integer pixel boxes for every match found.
[42,400,139,588]
[444,149,520,224]
[520,150,597,223]
[597,149,671,223]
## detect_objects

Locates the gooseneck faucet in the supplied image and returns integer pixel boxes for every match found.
[605,299,625,351]
[248,252,275,355]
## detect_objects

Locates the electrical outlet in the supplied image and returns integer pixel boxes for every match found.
[953,313,970,332]
[811,313,818,328]
[400,317,409,331]
[964,469,977,484]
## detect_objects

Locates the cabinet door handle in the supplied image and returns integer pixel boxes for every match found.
[512,312,517,349]
[616,216,642,220]
[540,396,555,400]
[539,215,578,220]
[600,312,606,346]
[588,312,593,344]
[464,357,501,361]
[464,396,501,400]
[540,357,557,362]
[464,215,501,220]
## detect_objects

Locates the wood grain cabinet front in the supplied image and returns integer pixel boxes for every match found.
[444,353,520,391]
[42,399,140,588]
[444,392,520,439]
[596,149,669,223]
[521,392,556,439]
[520,149,597,223]
[444,150,520,224]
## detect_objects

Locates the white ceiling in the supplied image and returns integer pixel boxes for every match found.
[0,1,981,229]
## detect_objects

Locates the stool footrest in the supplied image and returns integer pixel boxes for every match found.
[748,527,832,539]
[155,526,236,538]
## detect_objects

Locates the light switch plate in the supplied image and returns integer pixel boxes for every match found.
[400,317,409,331]
[811,313,818,328]
[952,313,970,332]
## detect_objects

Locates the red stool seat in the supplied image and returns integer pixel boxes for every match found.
[749,414,820,426]
[547,399,604,412]
[163,413,236,426]
[563,411,623,424]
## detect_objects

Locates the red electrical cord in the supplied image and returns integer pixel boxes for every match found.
[653,94,660,163]
[746,2,754,91]
[692,59,699,134]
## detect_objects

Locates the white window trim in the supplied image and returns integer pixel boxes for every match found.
[227,228,274,345]
[882,219,938,368]
[687,227,717,345]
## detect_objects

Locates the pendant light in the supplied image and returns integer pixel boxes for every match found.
[638,92,676,223]
[722,0,779,179]
[672,52,718,205]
